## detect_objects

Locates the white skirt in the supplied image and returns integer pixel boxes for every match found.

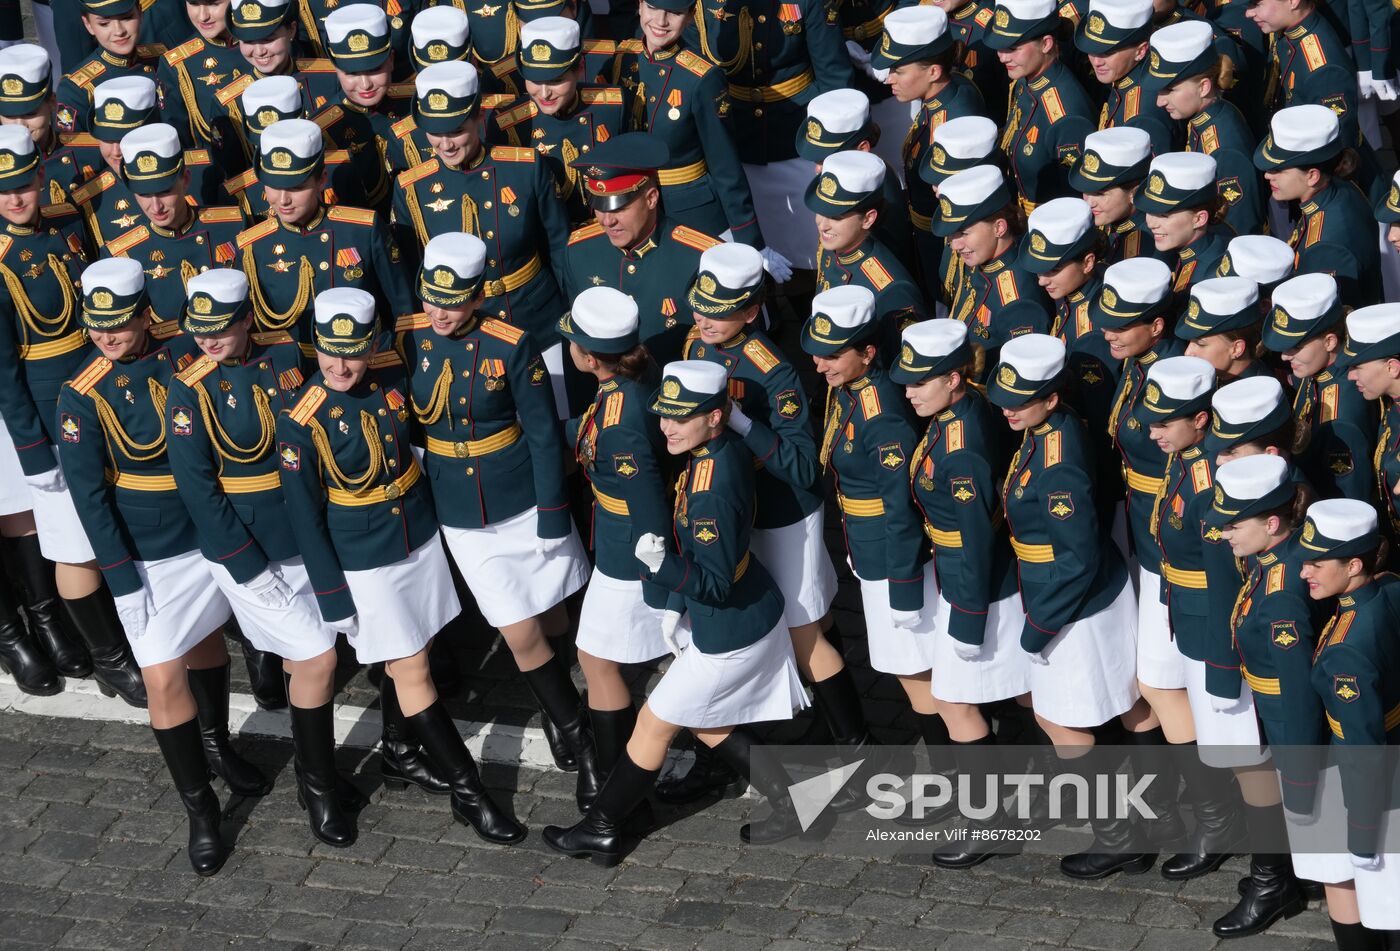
[441,507,590,628]
[751,508,837,628]
[24,450,97,563]
[930,590,1032,704]
[342,536,461,664]
[742,157,819,270]
[575,568,669,663]
[869,97,917,186]
[0,416,31,517]
[647,616,809,729]
[1286,766,1357,886]
[205,556,339,662]
[856,564,938,676]
[540,341,570,420]
[128,549,235,668]
[1030,580,1141,729]
[1355,846,1400,928]
[1181,656,1268,768]
[1136,567,1186,690]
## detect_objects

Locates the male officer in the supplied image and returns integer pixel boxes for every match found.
[486,17,626,226]
[983,0,1096,213]
[1070,125,1159,265]
[0,45,105,204]
[104,124,244,332]
[1260,273,1376,502]
[238,118,414,358]
[807,150,926,358]
[1075,0,1178,153]
[1244,0,1361,146]
[1253,104,1381,306]
[393,60,573,390]
[54,0,164,135]
[562,133,722,365]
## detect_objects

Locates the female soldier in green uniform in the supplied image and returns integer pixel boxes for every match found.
[1339,303,1400,550]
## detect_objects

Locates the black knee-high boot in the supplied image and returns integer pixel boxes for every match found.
[1123,726,1188,849]
[653,736,741,805]
[7,534,89,677]
[0,567,59,696]
[289,700,356,847]
[63,588,145,706]
[379,676,450,794]
[1212,804,1304,938]
[187,663,272,796]
[708,729,807,845]
[153,718,228,876]
[522,655,601,812]
[230,628,286,711]
[1058,737,1155,881]
[406,699,526,844]
[543,752,660,866]
[932,733,1004,869]
[1330,920,1388,951]
[1161,742,1244,880]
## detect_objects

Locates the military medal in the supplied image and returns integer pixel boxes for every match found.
[486,377,504,391]
[338,420,350,434]
[919,475,934,491]
[843,441,853,454]
[421,357,431,372]
[226,393,237,409]
[666,89,682,121]
[124,390,134,404]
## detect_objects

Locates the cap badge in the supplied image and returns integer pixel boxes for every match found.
[192,295,213,315]
[931,144,946,164]
[662,378,681,399]
[1273,306,1287,327]
[1,78,21,96]
[880,33,891,52]
[530,42,550,59]
[939,196,952,217]
[698,273,717,295]
[1145,382,1160,406]
[348,33,370,52]
[814,315,832,336]
[1147,173,1165,196]
[900,343,914,365]
[1030,232,1046,253]
[997,365,1016,386]
[1149,49,1160,70]
[427,41,448,61]
[257,107,278,127]
[806,119,820,141]
[818,174,837,197]
[93,290,114,309]
[332,317,354,337]
[995,7,1009,27]
[135,153,158,174]
[1303,520,1316,542]
[1214,485,1224,505]
[240,2,260,19]
[1187,299,1200,318]
[1087,12,1105,35]
[1102,287,1117,308]
[1082,152,1100,173]
[103,101,124,121]
[1390,184,1400,210]
[270,150,292,169]
[0,154,14,172]
[427,91,449,111]
[433,267,454,288]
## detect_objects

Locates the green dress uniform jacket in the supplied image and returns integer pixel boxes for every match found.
[274,354,440,623]
[1185,99,1263,236]
[385,113,437,174]
[561,217,721,364]
[41,134,107,206]
[210,64,344,169]
[393,145,571,352]
[1375,397,1400,540]
[689,0,855,165]
[164,333,312,583]
[1344,0,1397,88]
[683,327,824,529]
[156,34,251,163]
[909,389,1018,646]
[1267,10,1361,145]
[646,430,786,653]
[1170,225,1230,293]
[949,244,1054,376]
[395,312,571,535]
[1289,178,1382,306]
[1311,575,1400,857]
[1099,59,1180,155]
[55,334,203,597]
[1001,59,1096,210]
[1232,533,1328,814]
[1002,406,1129,652]
[1053,275,1124,520]
[1108,336,1186,575]
[102,207,245,325]
[567,374,672,605]
[0,211,91,476]
[819,365,929,612]
[948,0,1008,126]
[1291,366,1377,503]
[313,93,419,214]
[1102,213,1161,265]
[55,45,165,135]
[816,236,927,359]
[609,40,764,247]
[485,87,628,227]
[222,150,366,225]
[69,156,233,254]
[236,204,416,359]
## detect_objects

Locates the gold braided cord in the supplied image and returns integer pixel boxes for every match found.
[308,411,385,494]
[92,377,168,464]
[561,138,580,201]
[1105,362,1134,440]
[1148,451,1174,539]
[194,382,276,469]
[631,80,648,129]
[403,182,430,245]
[180,258,199,289]
[818,386,840,470]
[1291,377,1314,454]
[1003,434,1029,500]
[403,135,423,169]
[1228,563,1255,642]
[1,256,76,340]
[244,247,314,331]
[460,190,481,237]
[411,358,454,427]
[999,84,1021,153]
[694,2,753,73]
[174,62,213,142]
[672,466,688,521]
[299,1,326,57]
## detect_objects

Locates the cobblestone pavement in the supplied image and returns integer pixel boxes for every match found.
[0,710,1345,951]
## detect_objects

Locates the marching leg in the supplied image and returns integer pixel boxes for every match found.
[289,699,356,847]
[63,588,146,706]
[7,534,89,678]
[153,717,229,877]
[187,661,273,797]
[0,567,60,696]
[407,699,527,844]
[378,675,451,794]
[522,653,602,812]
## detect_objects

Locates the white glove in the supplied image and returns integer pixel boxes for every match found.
[728,402,753,437]
[1351,853,1384,871]
[845,39,879,80]
[1210,692,1238,713]
[1283,805,1317,828]
[245,567,293,609]
[29,465,66,493]
[114,588,155,640]
[1359,69,1375,97]
[536,534,569,557]
[890,608,921,630]
[1375,78,1399,101]
[338,613,359,638]
[952,640,983,662]
[660,609,683,656]
[1027,649,1050,666]
[634,533,666,573]
[759,247,793,284]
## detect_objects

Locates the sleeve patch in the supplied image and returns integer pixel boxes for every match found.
[1333,674,1359,702]
[60,413,80,443]
[693,517,719,544]
[528,356,547,386]
[878,443,906,470]
[950,476,976,503]
[775,388,801,419]
[613,453,638,478]
[171,406,193,436]
[279,443,300,470]
[1271,621,1298,650]
[1047,490,1074,519]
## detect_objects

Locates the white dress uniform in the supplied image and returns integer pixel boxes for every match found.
[0,415,31,516]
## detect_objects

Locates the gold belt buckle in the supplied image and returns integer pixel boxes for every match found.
[385,483,401,501]
[454,441,471,459]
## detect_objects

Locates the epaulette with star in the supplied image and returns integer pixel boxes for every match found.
[397,158,439,186]
[489,146,536,163]
[67,60,107,89]
[106,226,150,256]
[236,217,278,248]
[70,170,117,206]
[215,74,254,106]
[480,318,525,345]
[326,205,376,226]
[198,206,243,224]
[670,224,721,252]
[176,354,218,386]
[742,338,780,374]
[675,50,714,77]
[579,87,623,106]
[568,221,604,245]
[163,36,205,66]
[69,357,114,396]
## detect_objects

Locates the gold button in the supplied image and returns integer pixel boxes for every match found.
[378,408,386,416]
[579,116,588,124]
[260,362,268,369]
[465,466,475,475]
[627,264,636,274]
[755,42,763,49]
[484,200,493,209]
[390,506,400,515]
[498,310,507,317]
[458,396,467,404]
[754,108,764,117]
[481,171,490,179]
[384,434,394,442]
[465,342,475,350]
[486,230,495,238]
[267,387,277,395]
[648,96,656,103]
[488,260,497,268]
[319,262,329,271]
[387,458,397,467]
[370,383,379,391]
[581,145,590,152]
[461,417,470,424]
[757,13,765,21]
[320,234,329,242]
